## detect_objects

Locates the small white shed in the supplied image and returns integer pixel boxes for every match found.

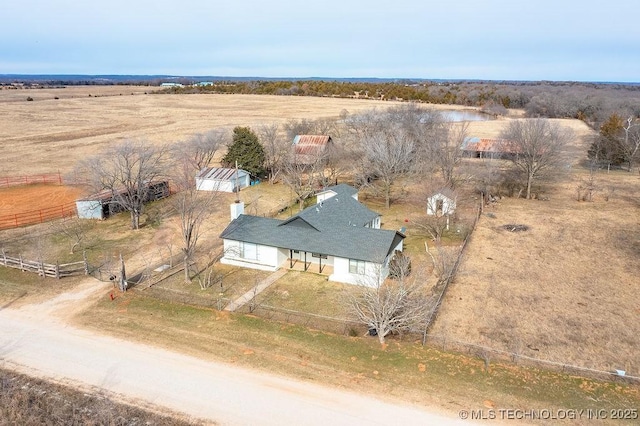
[427,189,456,216]
[196,167,250,192]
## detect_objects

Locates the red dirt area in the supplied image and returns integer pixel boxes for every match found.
[0,184,84,217]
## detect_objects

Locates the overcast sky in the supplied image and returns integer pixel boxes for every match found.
[2,0,638,82]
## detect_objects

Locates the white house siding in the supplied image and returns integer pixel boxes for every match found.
[329,257,384,286]
[220,239,279,271]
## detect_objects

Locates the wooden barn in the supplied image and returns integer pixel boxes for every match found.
[76,181,169,220]
[195,167,250,192]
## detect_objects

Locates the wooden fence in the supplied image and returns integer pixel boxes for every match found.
[0,202,77,230]
[0,250,87,279]
[0,172,63,188]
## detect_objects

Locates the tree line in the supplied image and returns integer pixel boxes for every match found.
[162,80,640,125]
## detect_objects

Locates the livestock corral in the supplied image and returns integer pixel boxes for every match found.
[0,181,84,230]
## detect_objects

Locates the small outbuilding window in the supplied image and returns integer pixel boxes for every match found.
[241,242,259,261]
[349,259,365,275]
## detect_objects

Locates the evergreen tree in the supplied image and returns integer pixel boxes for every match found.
[222,127,266,177]
[588,114,626,167]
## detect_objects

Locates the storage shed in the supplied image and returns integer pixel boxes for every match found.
[427,189,456,216]
[76,181,169,220]
[196,167,250,193]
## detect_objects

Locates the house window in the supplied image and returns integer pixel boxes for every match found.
[349,259,365,275]
[241,242,259,261]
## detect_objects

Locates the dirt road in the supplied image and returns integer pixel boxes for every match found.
[0,280,466,425]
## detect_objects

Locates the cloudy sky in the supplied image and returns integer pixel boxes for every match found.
[2,0,638,82]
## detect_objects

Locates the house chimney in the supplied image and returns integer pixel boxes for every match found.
[230,201,244,221]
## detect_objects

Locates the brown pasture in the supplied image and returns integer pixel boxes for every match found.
[431,166,640,375]
[0,86,406,176]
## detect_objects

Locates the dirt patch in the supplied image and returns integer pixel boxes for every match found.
[0,184,85,217]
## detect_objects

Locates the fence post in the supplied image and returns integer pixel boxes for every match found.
[19,254,24,272]
[2,248,5,266]
[83,250,89,275]
[39,259,45,277]
[55,261,60,279]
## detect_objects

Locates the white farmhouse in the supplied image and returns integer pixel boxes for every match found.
[219,184,404,285]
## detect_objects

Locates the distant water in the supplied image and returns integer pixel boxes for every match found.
[442,110,492,122]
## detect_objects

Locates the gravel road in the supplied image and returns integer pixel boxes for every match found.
[0,281,466,425]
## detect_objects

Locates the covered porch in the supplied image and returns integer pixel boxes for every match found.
[283,249,334,276]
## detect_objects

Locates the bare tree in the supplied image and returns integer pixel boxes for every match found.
[52,217,90,254]
[283,117,339,141]
[281,151,320,211]
[171,156,220,284]
[622,116,640,172]
[181,129,228,171]
[348,259,432,345]
[359,131,415,209]
[414,215,450,242]
[347,105,448,207]
[500,119,573,199]
[434,122,469,186]
[84,140,166,230]
[257,123,288,183]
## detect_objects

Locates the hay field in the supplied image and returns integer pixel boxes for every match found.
[0,86,408,176]
[432,158,640,374]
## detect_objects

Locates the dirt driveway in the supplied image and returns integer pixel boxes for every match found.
[0,279,466,425]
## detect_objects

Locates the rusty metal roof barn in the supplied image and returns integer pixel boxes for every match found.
[292,135,332,164]
[461,137,518,157]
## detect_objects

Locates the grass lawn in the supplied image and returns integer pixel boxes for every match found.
[151,263,272,307]
[259,271,354,318]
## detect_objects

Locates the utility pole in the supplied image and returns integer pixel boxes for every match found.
[235,160,240,203]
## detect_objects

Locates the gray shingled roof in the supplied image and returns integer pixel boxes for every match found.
[220,214,402,263]
[281,192,378,230]
[219,184,403,263]
[316,183,358,199]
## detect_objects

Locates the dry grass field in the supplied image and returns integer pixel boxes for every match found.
[0,86,409,176]
[432,163,640,375]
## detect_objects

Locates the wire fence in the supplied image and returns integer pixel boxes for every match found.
[424,332,639,384]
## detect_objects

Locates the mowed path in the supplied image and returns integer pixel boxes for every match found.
[0,280,466,425]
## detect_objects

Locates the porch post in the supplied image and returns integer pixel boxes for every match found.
[289,249,293,268]
[304,252,308,271]
[319,256,322,273]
